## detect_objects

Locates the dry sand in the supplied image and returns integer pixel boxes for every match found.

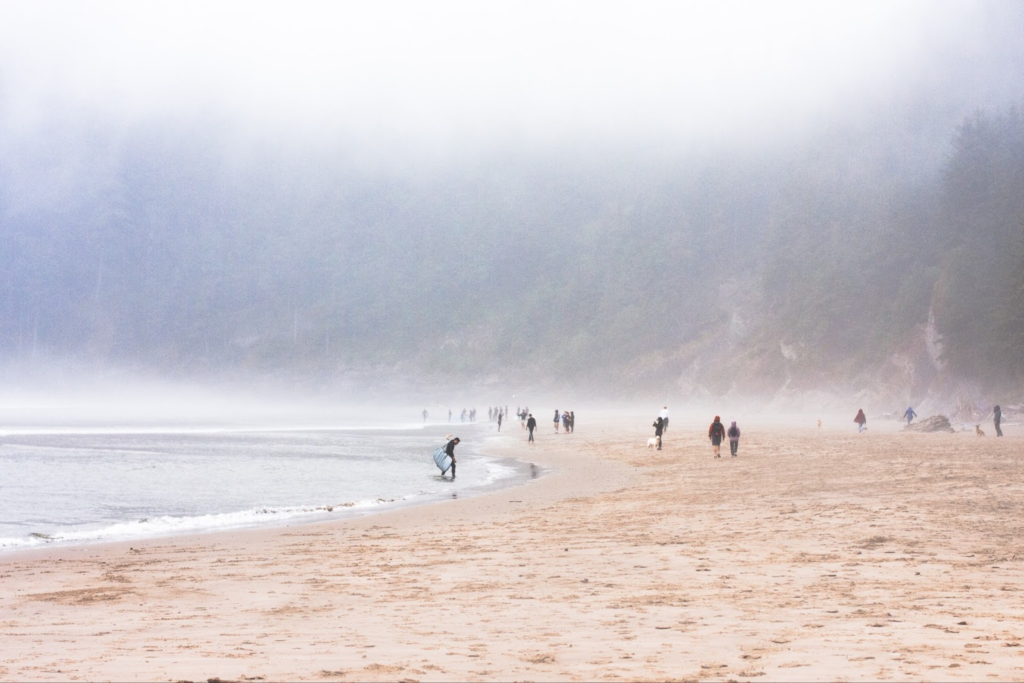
[2,416,1023,682]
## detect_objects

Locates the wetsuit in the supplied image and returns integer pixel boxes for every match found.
[445,439,458,478]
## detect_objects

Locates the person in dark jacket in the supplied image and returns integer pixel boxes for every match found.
[854,409,867,433]
[727,421,741,457]
[445,437,460,478]
[994,405,1003,437]
[527,413,537,444]
[653,416,664,450]
[708,416,726,457]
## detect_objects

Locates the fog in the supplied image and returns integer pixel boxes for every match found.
[1,1,1023,415]
[1,1,1008,149]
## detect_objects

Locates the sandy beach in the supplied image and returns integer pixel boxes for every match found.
[2,415,1023,682]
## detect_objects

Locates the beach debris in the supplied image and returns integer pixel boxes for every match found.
[904,415,955,433]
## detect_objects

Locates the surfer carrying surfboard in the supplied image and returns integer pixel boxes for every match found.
[444,437,459,478]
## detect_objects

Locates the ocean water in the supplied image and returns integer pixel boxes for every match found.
[0,423,527,551]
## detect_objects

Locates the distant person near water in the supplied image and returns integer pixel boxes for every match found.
[448,409,452,422]
[497,411,503,431]
[569,411,575,433]
[527,413,537,444]
[994,404,1003,437]
[554,409,560,433]
[727,420,741,457]
[659,406,670,434]
[422,409,428,423]
[653,416,664,450]
[708,416,725,457]
[904,406,917,425]
[561,411,570,433]
[854,409,867,433]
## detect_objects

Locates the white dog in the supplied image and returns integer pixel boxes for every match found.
[647,436,660,449]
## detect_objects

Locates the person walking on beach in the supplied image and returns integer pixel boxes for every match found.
[994,404,1003,437]
[727,420,741,457]
[554,409,560,433]
[561,411,570,434]
[659,406,670,434]
[903,406,917,425]
[527,413,537,444]
[497,410,503,431]
[854,409,867,433]
[653,416,664,450]
[448,409,452,423]
[444,436,460,479]
[569,411,575,433]
[708,416,726,457]
[422,409,428,423]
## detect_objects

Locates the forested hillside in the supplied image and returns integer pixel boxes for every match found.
[1,106,1022,405]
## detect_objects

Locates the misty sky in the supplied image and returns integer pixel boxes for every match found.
[1,1,1014,151]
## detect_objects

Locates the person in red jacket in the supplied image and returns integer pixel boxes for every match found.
[708,416,726,458]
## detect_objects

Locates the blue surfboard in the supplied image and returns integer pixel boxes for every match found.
[432,446,452,475]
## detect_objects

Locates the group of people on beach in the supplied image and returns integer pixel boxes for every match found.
[857,403,1005,436]
[519,407,571,442]
[707,415,741,457]
[650,408,742,458]
[441,399,1009,480]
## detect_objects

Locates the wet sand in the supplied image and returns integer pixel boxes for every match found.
[2,416,1023,681]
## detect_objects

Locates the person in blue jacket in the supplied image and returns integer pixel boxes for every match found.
[727,421,741,457]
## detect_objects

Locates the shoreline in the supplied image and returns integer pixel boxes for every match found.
[0,423,548,558]
[3,417,1022,681]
